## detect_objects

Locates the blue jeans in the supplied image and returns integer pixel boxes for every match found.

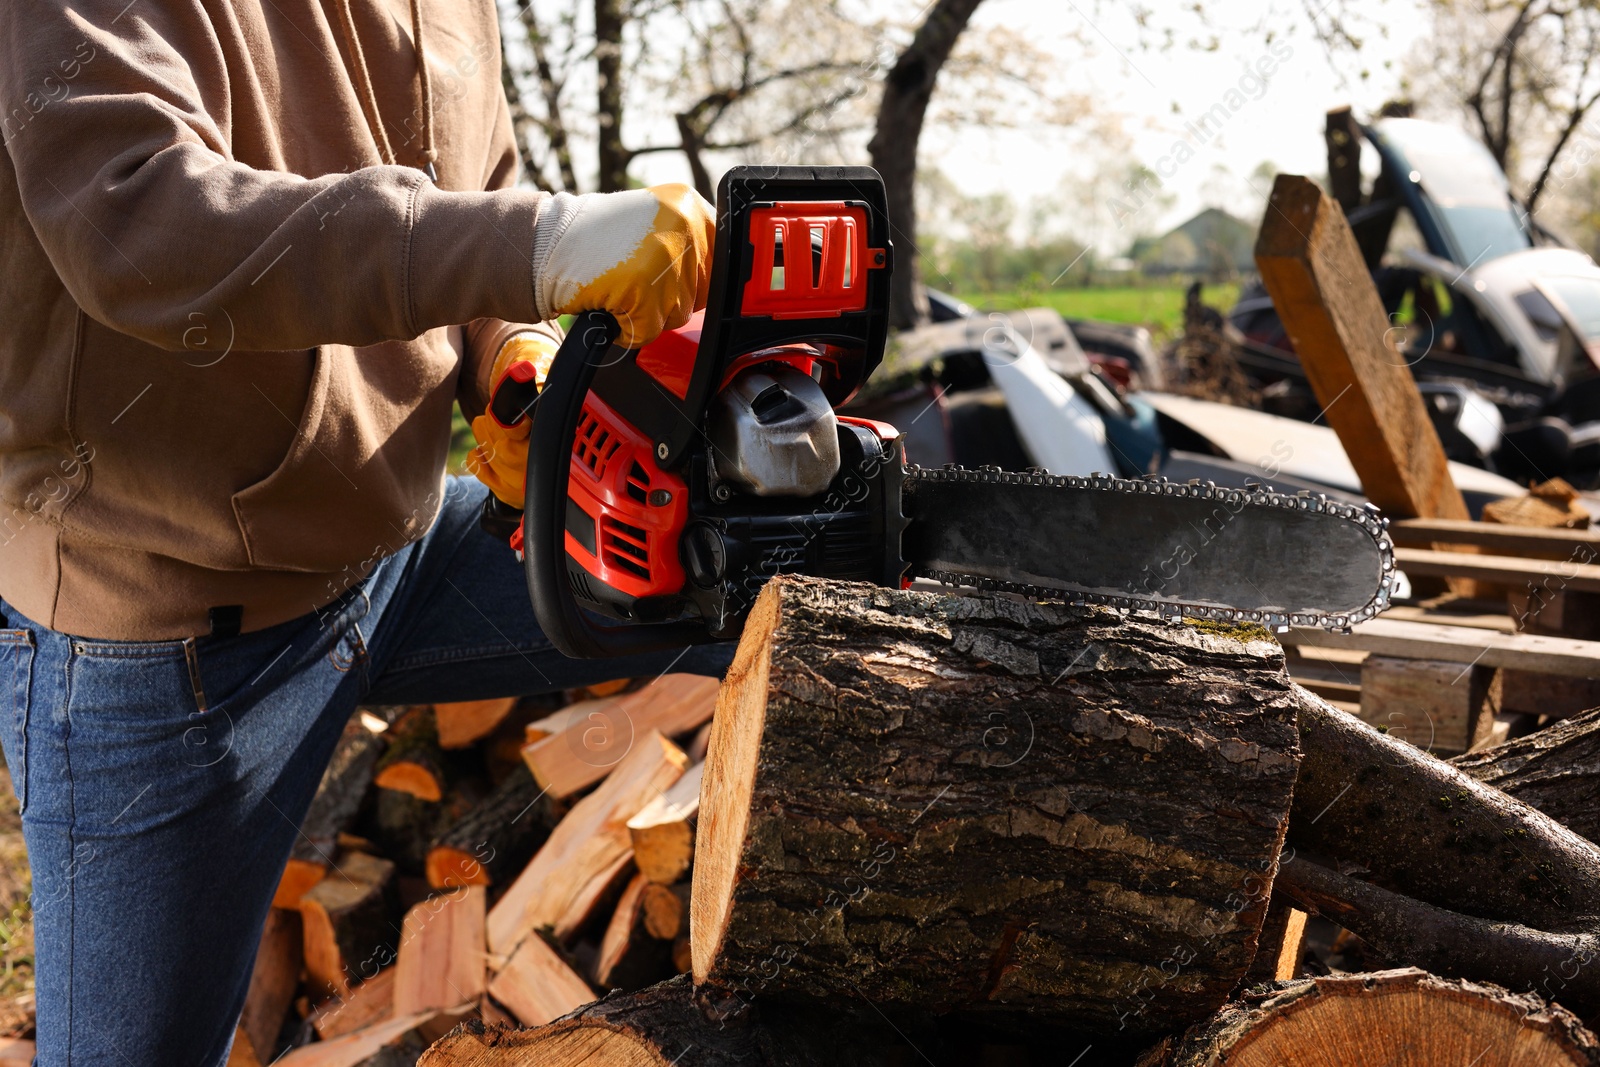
[0,477,731,1066]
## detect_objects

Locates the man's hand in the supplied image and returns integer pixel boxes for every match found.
[533,183,715,349]
[469,331,560,509]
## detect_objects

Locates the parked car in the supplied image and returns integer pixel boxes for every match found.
[849,307,1523,518]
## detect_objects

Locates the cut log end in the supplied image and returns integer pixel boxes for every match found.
[374,762,445,802]
[1151,968,1600,1067]
[690,583,779,984]
[426,846,493,890]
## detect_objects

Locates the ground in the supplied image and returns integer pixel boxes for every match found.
[0,762,33,1038]
[957,282,1242,338]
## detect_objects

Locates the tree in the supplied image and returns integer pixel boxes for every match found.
[868,0,986,331]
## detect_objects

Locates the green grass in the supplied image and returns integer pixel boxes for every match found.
[958,282,1242,339]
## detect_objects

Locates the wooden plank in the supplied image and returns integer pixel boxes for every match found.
[1358,656,1494,755]
[487,731,688,958]
[1255,174,1469,522]
[1394,547,1600,593]
[393,887,487,1016]
[1287,617,1600,678]
[1391,518,1600,560]
[485,934,595,1027]
[521,674,717,799]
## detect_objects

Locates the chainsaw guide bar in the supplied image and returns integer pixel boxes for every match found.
[903,464,1397,632]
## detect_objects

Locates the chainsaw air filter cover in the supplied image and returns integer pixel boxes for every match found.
[707,361,842,497]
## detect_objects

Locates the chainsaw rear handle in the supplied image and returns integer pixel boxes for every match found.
[524,310,714,659]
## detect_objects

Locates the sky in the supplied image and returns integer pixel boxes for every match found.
[625,0,1435,249]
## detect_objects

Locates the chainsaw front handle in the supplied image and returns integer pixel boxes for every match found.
[524,309,712,659]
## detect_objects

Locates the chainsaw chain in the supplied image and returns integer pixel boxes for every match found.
[904,464,1398,633]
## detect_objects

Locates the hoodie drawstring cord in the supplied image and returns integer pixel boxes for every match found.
[332,0,438,181]
[409,0,438,181]
[331,0,397,165]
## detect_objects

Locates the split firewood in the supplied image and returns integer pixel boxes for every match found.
[275,715,384,908]
[393,887,487,1015]
[373,708,450,801]
[426,763,559,890]
[593,873,674,991]
[640,883,684,941]
[418,975,933,1067]
[300,851,399,999]
[1483,477,1591,529]
[1452,704,1600,845]
[572,677,632,701]
[1136,967,1600,1067]
[626,763,701,885]
[692,576,1302,1035]
[487,731,688,957]
[307,967,396,1040]
[274,1010,438,1067]
[523,702,601,745]
[1238,895,1305,987]
[226,1030,261,1066]
[683,721,712,764]
[1273,854,1600,1019]
[485,932,596,1027]
[521,675,716,799]
[670,937,690,975]
[435,697,519,750]
[238,907,303,1061]
[1286,684,1600,931]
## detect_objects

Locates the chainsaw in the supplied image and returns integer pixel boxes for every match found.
[486,165,1396,659]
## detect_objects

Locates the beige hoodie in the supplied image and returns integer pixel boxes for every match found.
[0,0,563,639]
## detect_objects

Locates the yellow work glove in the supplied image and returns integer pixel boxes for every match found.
[468,331,560,509]
[532,183,715,349]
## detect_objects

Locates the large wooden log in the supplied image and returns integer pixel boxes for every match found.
[418,975,923,1067]
[1285,685,1600,931]
[692,576,1303,1035]
[1452,705,1600,845]
[1137,968,1600,1067]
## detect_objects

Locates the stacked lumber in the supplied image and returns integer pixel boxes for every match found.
[237,674,718,1064]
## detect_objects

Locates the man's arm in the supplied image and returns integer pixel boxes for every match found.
[0,0,544,353]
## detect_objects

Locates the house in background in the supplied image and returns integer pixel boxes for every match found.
[1130,207,1257,279]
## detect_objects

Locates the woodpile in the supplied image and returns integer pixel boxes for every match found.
[229,673,719,1064]
[235,568,1600,1066]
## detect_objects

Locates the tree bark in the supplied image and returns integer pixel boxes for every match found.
[1138,967,1600,1067]
[594,0,629,192]
[692,576,1303,1036]
[1286,685,1600,932]
[1273,855,1600,1021]
[419,975,929,1067]
[1451,705,1600,846]
[427,763,559,890]
[868,0,984,331]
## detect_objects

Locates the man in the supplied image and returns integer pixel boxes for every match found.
[0,1,726,1062]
